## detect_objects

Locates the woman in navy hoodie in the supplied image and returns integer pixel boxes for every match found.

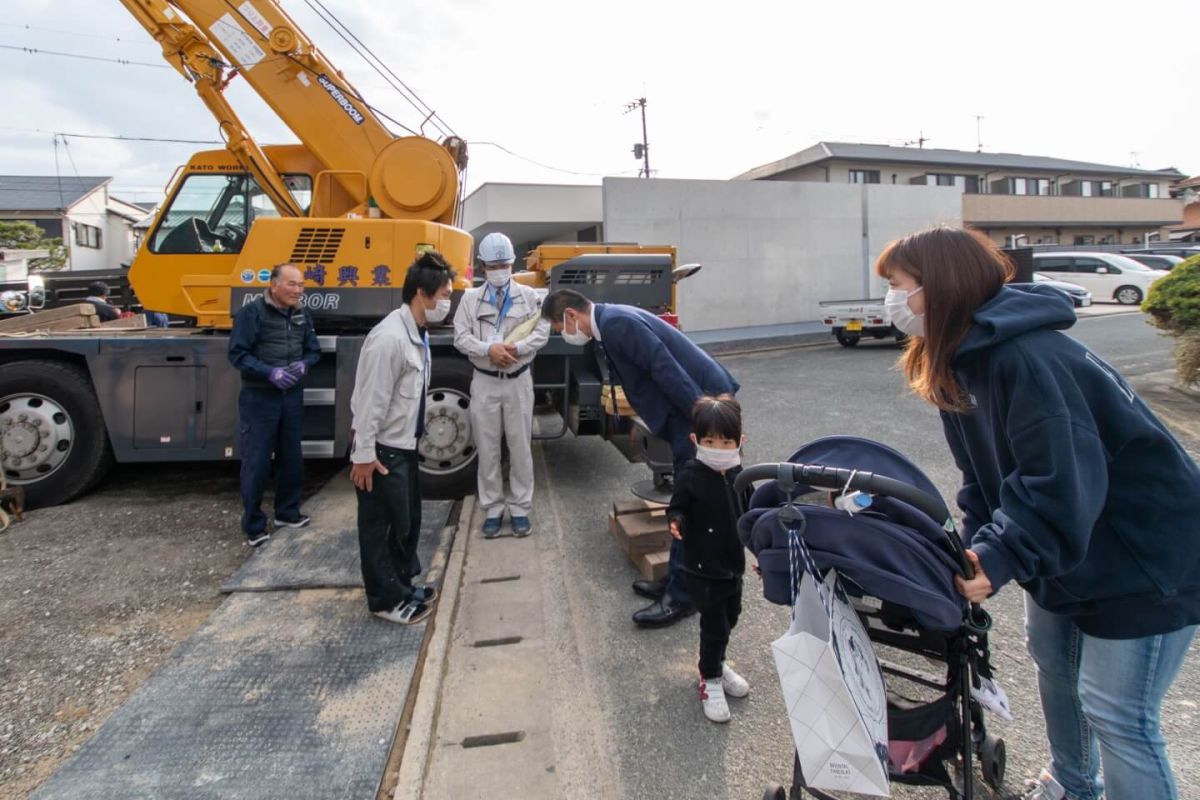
[877,227,1199,800]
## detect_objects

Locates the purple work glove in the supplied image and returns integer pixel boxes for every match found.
[269,367,299,390]
[286,361,308,380]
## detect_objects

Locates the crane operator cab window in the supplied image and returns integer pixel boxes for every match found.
[150,173,312,255]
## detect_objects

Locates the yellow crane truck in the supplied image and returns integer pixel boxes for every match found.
[0,0,687,507]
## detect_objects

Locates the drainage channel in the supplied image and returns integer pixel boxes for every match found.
[461,730,527,749]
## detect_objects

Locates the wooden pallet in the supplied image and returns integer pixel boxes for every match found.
[0,303,97,334]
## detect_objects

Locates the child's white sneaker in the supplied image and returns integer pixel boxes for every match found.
[721,662,749,698]
[700,677,730,723]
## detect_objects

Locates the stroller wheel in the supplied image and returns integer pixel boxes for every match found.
[980,733,1006,790]
[761,784,788,800]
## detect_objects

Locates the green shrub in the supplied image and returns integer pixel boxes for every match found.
[1144,254,1200,330]
[1143,255,1200,384]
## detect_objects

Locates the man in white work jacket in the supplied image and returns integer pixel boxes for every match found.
[453,232,550,538]
[350,251,456,625]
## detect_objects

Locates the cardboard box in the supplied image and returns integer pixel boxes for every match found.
[612,497,667,517]
[633,549,670,581]
[608,511,672,555]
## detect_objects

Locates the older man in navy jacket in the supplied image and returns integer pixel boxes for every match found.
[543,289,740,627]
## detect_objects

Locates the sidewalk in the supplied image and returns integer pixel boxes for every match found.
[31,474,459,800]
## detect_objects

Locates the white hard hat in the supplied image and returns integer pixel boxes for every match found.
[478,232,515,265]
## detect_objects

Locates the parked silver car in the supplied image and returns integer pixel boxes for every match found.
[1032,274,1092,307]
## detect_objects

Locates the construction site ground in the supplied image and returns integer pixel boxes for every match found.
[2,309,1198,800]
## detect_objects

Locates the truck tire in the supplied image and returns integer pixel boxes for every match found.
[0,360,113,508]
[418,358,478,499]
[834,328,860,347]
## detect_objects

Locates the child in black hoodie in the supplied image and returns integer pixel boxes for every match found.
[667,394,753,723]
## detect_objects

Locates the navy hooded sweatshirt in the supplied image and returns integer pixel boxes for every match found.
[942,284,1200,639]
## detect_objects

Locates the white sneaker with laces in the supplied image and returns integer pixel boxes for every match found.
[721,662,750,698]
[700,677,730,723]
[1023,769,1066,800]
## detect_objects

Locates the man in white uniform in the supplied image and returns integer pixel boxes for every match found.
[453,232,549,537]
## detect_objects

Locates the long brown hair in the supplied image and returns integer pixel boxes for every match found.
[876,227,1013,412]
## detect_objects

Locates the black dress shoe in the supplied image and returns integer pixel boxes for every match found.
[632,578,667,600]
[632,597,696,628]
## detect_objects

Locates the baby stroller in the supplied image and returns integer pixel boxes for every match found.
[735,436,1005,800]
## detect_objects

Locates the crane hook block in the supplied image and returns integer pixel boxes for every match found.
[268,26,297,54]
[368,137,459,222]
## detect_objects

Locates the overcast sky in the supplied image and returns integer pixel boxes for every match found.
[1,0,1196,205]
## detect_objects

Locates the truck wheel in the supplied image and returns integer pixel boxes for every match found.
[418,358,477,499]
[835,331,860,347]
[0,360,113,508]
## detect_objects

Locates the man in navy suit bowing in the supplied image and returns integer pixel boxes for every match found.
[543,289,740,627]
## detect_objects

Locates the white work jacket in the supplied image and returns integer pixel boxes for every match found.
[452,281,549,372]
[349,304,428,461]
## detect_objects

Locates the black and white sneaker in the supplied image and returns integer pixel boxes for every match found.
[273,515,311,529]
[374,599,432,625]
[247,532,271,548]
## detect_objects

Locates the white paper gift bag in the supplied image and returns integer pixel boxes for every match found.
[772,531,890,796]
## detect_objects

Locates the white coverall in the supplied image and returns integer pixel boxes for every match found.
[452,281,550,519]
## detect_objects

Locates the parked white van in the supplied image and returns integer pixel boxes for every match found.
[1032,252,1169,305]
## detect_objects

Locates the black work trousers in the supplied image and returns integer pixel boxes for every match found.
[356,444,423,613]
[686,574,743,679]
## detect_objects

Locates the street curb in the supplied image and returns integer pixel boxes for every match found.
[699,331,832,356]
[388,495,476,800]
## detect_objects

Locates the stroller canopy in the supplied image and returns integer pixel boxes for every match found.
[749,436,943,508]
[739,436,966,631]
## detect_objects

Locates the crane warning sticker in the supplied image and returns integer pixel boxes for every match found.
[211,13,265,70]
[237,2,274,38]
[317,74,366,125]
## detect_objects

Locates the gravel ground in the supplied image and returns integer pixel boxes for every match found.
[0,459,343,800]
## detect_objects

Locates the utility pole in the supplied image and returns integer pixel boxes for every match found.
[975,115,984,152]
[904,131,930,149]
[625,97,650,177]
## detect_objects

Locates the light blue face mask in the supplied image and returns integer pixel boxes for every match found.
[885,286,925,336]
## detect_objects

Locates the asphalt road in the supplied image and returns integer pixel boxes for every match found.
[532,310,1199,800]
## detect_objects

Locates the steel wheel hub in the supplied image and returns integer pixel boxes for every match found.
[0,394,74,484]
[418,388,475,474]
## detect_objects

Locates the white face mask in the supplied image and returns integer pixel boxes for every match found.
[695,444,741,472]
[425,296,452,324]
[885,286,925,337]
[485,267,512,288]
[561,312,591,346]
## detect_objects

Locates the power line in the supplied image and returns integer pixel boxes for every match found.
[0,43,169,69]
[470,142,634,178]
[0,21,144,46]
[0,126,222,145]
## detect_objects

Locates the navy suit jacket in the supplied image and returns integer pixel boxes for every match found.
[594,303,739,459]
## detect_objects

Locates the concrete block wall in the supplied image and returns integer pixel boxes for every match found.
[603,177,960,332]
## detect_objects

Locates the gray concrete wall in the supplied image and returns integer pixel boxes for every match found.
[602,177,960,332]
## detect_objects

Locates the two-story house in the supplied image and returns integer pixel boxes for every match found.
[0,175,144,271]
[736,142,1185,247]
